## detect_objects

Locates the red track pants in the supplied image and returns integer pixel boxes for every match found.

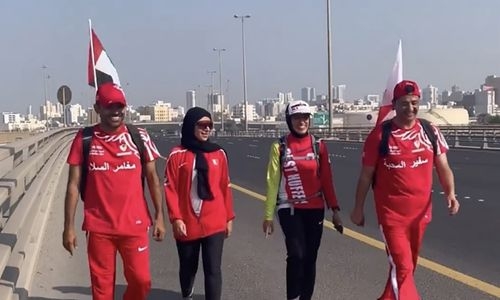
[378,222,428,300]
[87,231,151,300]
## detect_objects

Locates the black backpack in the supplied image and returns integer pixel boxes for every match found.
[80,124,146,201]
[378,118,437,157]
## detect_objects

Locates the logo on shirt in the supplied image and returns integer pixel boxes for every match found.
[117,142,133,157]
[89,145,104,156]
[212,159,218,166]
[388,145,401,155]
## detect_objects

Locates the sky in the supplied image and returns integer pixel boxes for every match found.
[1,0,500,113]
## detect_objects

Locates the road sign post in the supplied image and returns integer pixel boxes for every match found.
[57,85,72,127]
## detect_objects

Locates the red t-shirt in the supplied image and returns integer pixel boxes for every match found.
[279,134,339,210]
[67,124,160,235]
[362,120,448,225]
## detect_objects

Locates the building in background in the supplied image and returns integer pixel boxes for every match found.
[65,104,87,125]
[364,95,380,105]
[231,103,256,121]
[186,90,196,109]
[301,87,315,102]
[422,85,439,106]
[475,89,496,115]
[334,85,346,102]
[39,100,63,121]
[1,112,45,131]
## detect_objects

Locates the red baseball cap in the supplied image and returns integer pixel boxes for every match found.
[95,82,126,107]
[393,80,420,101]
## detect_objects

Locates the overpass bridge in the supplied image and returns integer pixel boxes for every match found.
[0,127,499,299]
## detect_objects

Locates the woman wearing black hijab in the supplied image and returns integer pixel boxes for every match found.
[164,107,235,300]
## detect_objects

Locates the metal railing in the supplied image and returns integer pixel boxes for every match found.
[213,126,500,150]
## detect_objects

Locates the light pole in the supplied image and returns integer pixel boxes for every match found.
[326,0,334,136]
[213,48,226,131]
[234,14,251,131]
[207,70,217,113]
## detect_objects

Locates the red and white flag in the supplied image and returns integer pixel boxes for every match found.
[88,23,121,88]
[376,40,403,125]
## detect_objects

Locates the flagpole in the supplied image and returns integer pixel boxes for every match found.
[89,19,98,93]
[376,39,403,125]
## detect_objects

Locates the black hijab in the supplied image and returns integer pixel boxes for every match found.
[181,107,222,200]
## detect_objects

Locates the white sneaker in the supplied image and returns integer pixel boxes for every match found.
[182,288,194,299]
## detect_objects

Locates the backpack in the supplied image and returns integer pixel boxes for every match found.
[80,124,147,201]
[278,134,322,177]
[378,118,437,157]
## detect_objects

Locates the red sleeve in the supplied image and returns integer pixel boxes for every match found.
[67,129,83,166]
[220,150,235,221]
[319,140,339,210]
[362,127,381,167]
[433,125,449,155]
[164,149,182,223]
[138,128,161,162]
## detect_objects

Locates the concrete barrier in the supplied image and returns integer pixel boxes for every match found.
[0,129,77,300]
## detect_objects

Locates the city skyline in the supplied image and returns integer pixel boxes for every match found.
[1,0,500,113]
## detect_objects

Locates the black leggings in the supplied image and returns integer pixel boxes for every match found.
[278,208,324,300]
[176,232,225,300]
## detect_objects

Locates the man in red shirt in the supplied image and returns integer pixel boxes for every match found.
[62,82,166,300]
[350,80,460,300]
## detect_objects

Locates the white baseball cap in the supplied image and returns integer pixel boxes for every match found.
[286,100,311,116]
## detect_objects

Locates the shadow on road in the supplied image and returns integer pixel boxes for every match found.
[27,285,204,299]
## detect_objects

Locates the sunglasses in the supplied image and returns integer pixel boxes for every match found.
[196,120,213,129]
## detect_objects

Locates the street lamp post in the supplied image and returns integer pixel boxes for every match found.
[326,0,334,136]
[213,48,226,131]
[234,14,251,131]
[207,70,217,113]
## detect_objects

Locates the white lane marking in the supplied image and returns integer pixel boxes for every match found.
[246,155,260,159]
[249,144,258,147]
[439,192,445,195]
[343,146,359,150]
[478,199,485,202]
[464,196,471,199]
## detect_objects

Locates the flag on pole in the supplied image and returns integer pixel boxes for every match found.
[376,40,403,125]
[88,27,121,88]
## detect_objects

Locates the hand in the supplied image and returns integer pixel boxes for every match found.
[62,228,77,256]
[332,211,343,234]
[173,219,187,237]
[447,195,460,215]
[350,207,365,227]
[152,218,166,241]
[262,220,274,238]
[225,220,233,238]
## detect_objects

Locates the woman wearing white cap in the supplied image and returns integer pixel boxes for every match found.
[262,100,343,300]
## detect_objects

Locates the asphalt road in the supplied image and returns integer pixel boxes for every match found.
[212,137,500,286]
[27,135,499,299]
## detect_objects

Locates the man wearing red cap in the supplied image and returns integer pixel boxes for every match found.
[63,82,166,300]
[350,80,460,300]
